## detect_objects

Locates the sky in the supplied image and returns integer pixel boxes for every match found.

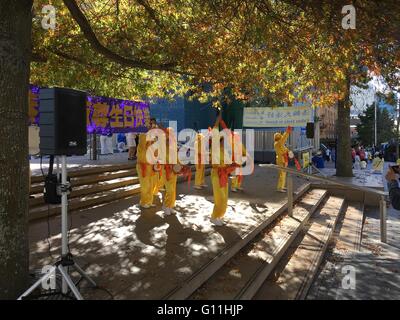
[350,76,399,118]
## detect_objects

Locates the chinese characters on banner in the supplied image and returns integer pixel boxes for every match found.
[243,106,312,127]
[28,85,150,133]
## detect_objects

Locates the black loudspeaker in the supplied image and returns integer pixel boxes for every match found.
[306,122,315,139]
[39,87,87,155]
[44,174,61,204]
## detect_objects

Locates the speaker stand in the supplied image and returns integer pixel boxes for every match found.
[307,138,313,175]
[18,156,96,300]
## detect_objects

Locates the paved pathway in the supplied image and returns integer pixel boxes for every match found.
[28,166,308,299]
[308,162,400,300]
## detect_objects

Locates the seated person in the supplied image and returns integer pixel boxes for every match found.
[372,152,384,173]
[360,160,367,169]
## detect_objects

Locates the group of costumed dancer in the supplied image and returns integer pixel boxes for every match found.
[136,114,293,226]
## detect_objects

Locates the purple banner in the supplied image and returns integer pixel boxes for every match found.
[29,85,150,134]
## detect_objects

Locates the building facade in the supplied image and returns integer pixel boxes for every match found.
[150,96,217,132]
[317,103,338,142]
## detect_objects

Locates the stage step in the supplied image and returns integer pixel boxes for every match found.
[30,169,137,195]
[29,164,209,222]
[31,163,135,184]
[162,184,317,300]
[29,176,140,208]
[29,184,141,221]
[29,163,139,221]
[333,201,364,253]
[253,196,345,300]
[187,188,327,300]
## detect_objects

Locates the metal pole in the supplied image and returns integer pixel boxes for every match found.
[287,173,293,217]
[57,265,83,300]
[91,133,98,160]
[379,195,387,243]
[56,156,60,177]
[308,139,312,174]
[61,155,68,293]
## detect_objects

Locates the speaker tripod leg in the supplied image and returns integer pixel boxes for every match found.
[73,262,97,287]
[17,266,57,300]
[57,265,83,300]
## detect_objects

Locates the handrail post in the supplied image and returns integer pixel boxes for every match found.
[287,173,293,217]
[380,195,387,243]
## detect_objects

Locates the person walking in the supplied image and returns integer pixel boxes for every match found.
[325,148,331,162]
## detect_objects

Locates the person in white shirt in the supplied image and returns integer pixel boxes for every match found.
[325,148,331,161]
[354,154,361,170]
[100,133,114,155]
[126,132,137,160]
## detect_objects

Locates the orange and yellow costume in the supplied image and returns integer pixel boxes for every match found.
[211,143,238,219]
[274,127,292,191]
[231,133,247,191]
[162,129,179,211]
[136,134,155,207]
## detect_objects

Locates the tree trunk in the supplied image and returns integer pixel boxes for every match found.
[0,0,33,299]
[396,99,399,160]
[336,79,353,177]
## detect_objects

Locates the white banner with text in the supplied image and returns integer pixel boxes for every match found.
[243,106,312,127]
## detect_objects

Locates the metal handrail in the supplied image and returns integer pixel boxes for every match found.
[296,146,314,152]
[259,163,388,243]
[259,163,388,197]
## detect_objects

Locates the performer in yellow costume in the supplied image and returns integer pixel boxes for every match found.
[136,133,156,208]
[161,128,179,216]
[231,132,247,192]
[210,136,239,225]
[274,126,292,192]
[152,146,166,196]
[194,132,208,189]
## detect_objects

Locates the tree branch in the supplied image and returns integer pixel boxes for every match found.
[135,0,164,30]
[62,0,179,73]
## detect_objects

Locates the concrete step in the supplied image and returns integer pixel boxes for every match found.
[29,176,140,208]
[30,168,137,195]
[187,188,327,300]
[253,195,345,300]
[29,166,210,222]
[31,163,135,184]
[29,184,141,222]
[333,201,364,254]
[306,199,400,300]
[163,183,312,300]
